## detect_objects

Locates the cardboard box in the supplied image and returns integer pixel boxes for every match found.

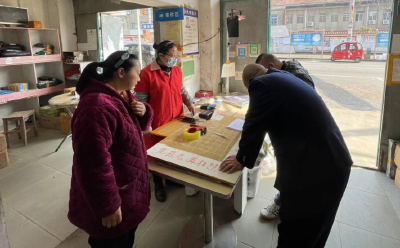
[396,168,400,190]
[0,150,9,169]
[0,134,6,152]
[28,21,42,28]
[386,139,400,179]
[41,117,61,130]
[61,113,71,135]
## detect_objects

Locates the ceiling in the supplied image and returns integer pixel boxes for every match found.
[120,0,176,7]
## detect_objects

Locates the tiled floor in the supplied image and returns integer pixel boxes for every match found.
[1,129,400,248]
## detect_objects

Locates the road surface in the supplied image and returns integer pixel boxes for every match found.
[297,59,386,168]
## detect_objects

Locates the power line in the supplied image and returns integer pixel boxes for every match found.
[183,25,226,47]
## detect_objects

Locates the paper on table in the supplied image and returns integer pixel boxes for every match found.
[227,119,245,131]
[147,142,241,185]
[393,59,400,82]
[210,109,224,121]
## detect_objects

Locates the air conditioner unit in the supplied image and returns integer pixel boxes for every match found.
[383,20,390,25]
[369,20,376,25]
[307,22,314,27]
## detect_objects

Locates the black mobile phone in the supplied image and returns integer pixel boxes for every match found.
[181,117,198,124]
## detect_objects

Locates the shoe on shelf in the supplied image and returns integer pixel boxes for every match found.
[166,179,185,188]
[155,182,166,202]
[260,203,280,221]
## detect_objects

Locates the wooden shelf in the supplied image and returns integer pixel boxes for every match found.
[0,84,65,104]
[0,54,62,66]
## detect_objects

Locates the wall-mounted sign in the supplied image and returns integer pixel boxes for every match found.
[155,8,184,22]
[291,33,323,46]
[182,8,199,55]
[236,44,248,58]
[249,44,260,57]
[141,24,154,30]
[377,33,389,47]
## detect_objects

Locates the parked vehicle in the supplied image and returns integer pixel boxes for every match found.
[124,42,155,67]
[331,42,364,63]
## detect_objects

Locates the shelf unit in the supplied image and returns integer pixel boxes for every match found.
[0,27,65,119]
[63,59,92,88]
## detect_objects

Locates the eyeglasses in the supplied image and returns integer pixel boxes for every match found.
[114,52,130,68]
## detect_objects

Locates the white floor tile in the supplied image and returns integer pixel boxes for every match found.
[339,222,400,248]
[164,189,204,221]
[55,229,89,248]
[375,172,400,221]
[0,155,34,180]
[8,220,60,248]
[231,197,275,248]
[135,206,162,240]
[256,174,279,202]
[0,162,57,199]
[149,183,181,210]
[326,221,342,248]
[336,187,400,240]
[347,168,386,196]
[38,148,73,175]
[237,241,255,248]
[135,211,188,248]
[2,203,27,232]
[6,172,76,240]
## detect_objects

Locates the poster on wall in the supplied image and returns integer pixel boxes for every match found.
[249,44,260,57]
[182,8,199,55]
[164,21,182,43]
[236,44,248,58]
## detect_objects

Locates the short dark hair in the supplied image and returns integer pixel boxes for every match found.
[76,51,139,94]
[153,40,177,57]
[255,53,265,64]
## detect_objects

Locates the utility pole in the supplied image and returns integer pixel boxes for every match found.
[347,0,356,41]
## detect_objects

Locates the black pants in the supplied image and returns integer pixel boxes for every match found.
[277,167,350,248]
[153,174,162,184]
[88,228,137,248]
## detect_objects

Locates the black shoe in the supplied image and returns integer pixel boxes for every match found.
[155,182,166,202]
[166,180,185,188]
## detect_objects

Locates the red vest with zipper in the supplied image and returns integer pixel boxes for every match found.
[135,64,183,152]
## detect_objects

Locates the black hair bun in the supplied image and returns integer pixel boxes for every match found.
[153,43,159,49]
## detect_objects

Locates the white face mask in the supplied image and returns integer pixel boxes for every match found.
[162,54,178,67]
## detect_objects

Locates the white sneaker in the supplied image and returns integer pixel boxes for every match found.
[260,203,280,220]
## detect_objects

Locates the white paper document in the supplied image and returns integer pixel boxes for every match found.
[227,119,245,131]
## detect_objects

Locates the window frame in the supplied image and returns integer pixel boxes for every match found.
[343,13,350,22]
[331,13,339,22]
[297,15,304,24]
[355,11,364,22]
[319,13,327,23]
[271,14,278,26]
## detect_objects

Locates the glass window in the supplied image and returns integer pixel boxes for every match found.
[307,15,315,23]
[339,44,347,51]
[369,11,377,21]
[331,14,338,22]
[383,11,391,21]
[271,15,278,26]
[343,13,350,22]
[286,15,293,24]
[297,15,304,24]
[131,23,137,29]
[319,13,326,22]
[356,12,364,22]
[357,43,363,50]
[349,44,356,51]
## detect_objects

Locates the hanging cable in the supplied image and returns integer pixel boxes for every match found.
[182,24,226,47]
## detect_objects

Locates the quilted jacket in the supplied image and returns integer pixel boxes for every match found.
[68,79,153,238]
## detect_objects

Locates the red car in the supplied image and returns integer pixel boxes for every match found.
[331,42,364,63]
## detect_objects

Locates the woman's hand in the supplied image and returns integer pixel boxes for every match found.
[102,207,122,228]
[131,101,146,117]
[188,103,196,116]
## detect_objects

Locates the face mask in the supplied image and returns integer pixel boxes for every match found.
[162,54,178,67]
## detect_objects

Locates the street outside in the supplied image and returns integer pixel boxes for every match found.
[285,58,386,168]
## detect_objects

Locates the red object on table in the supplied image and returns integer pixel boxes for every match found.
[188,124,207,135]
[195,90,213,98]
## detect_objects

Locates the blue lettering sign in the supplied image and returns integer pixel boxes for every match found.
[291,33,323,46]
[377,33,389,47]
[155,8,184,22]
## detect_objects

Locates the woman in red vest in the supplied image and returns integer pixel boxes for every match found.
[135,40,195,202]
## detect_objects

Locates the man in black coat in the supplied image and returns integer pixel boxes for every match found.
[256,53,315,89]
[220,64,352,248]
